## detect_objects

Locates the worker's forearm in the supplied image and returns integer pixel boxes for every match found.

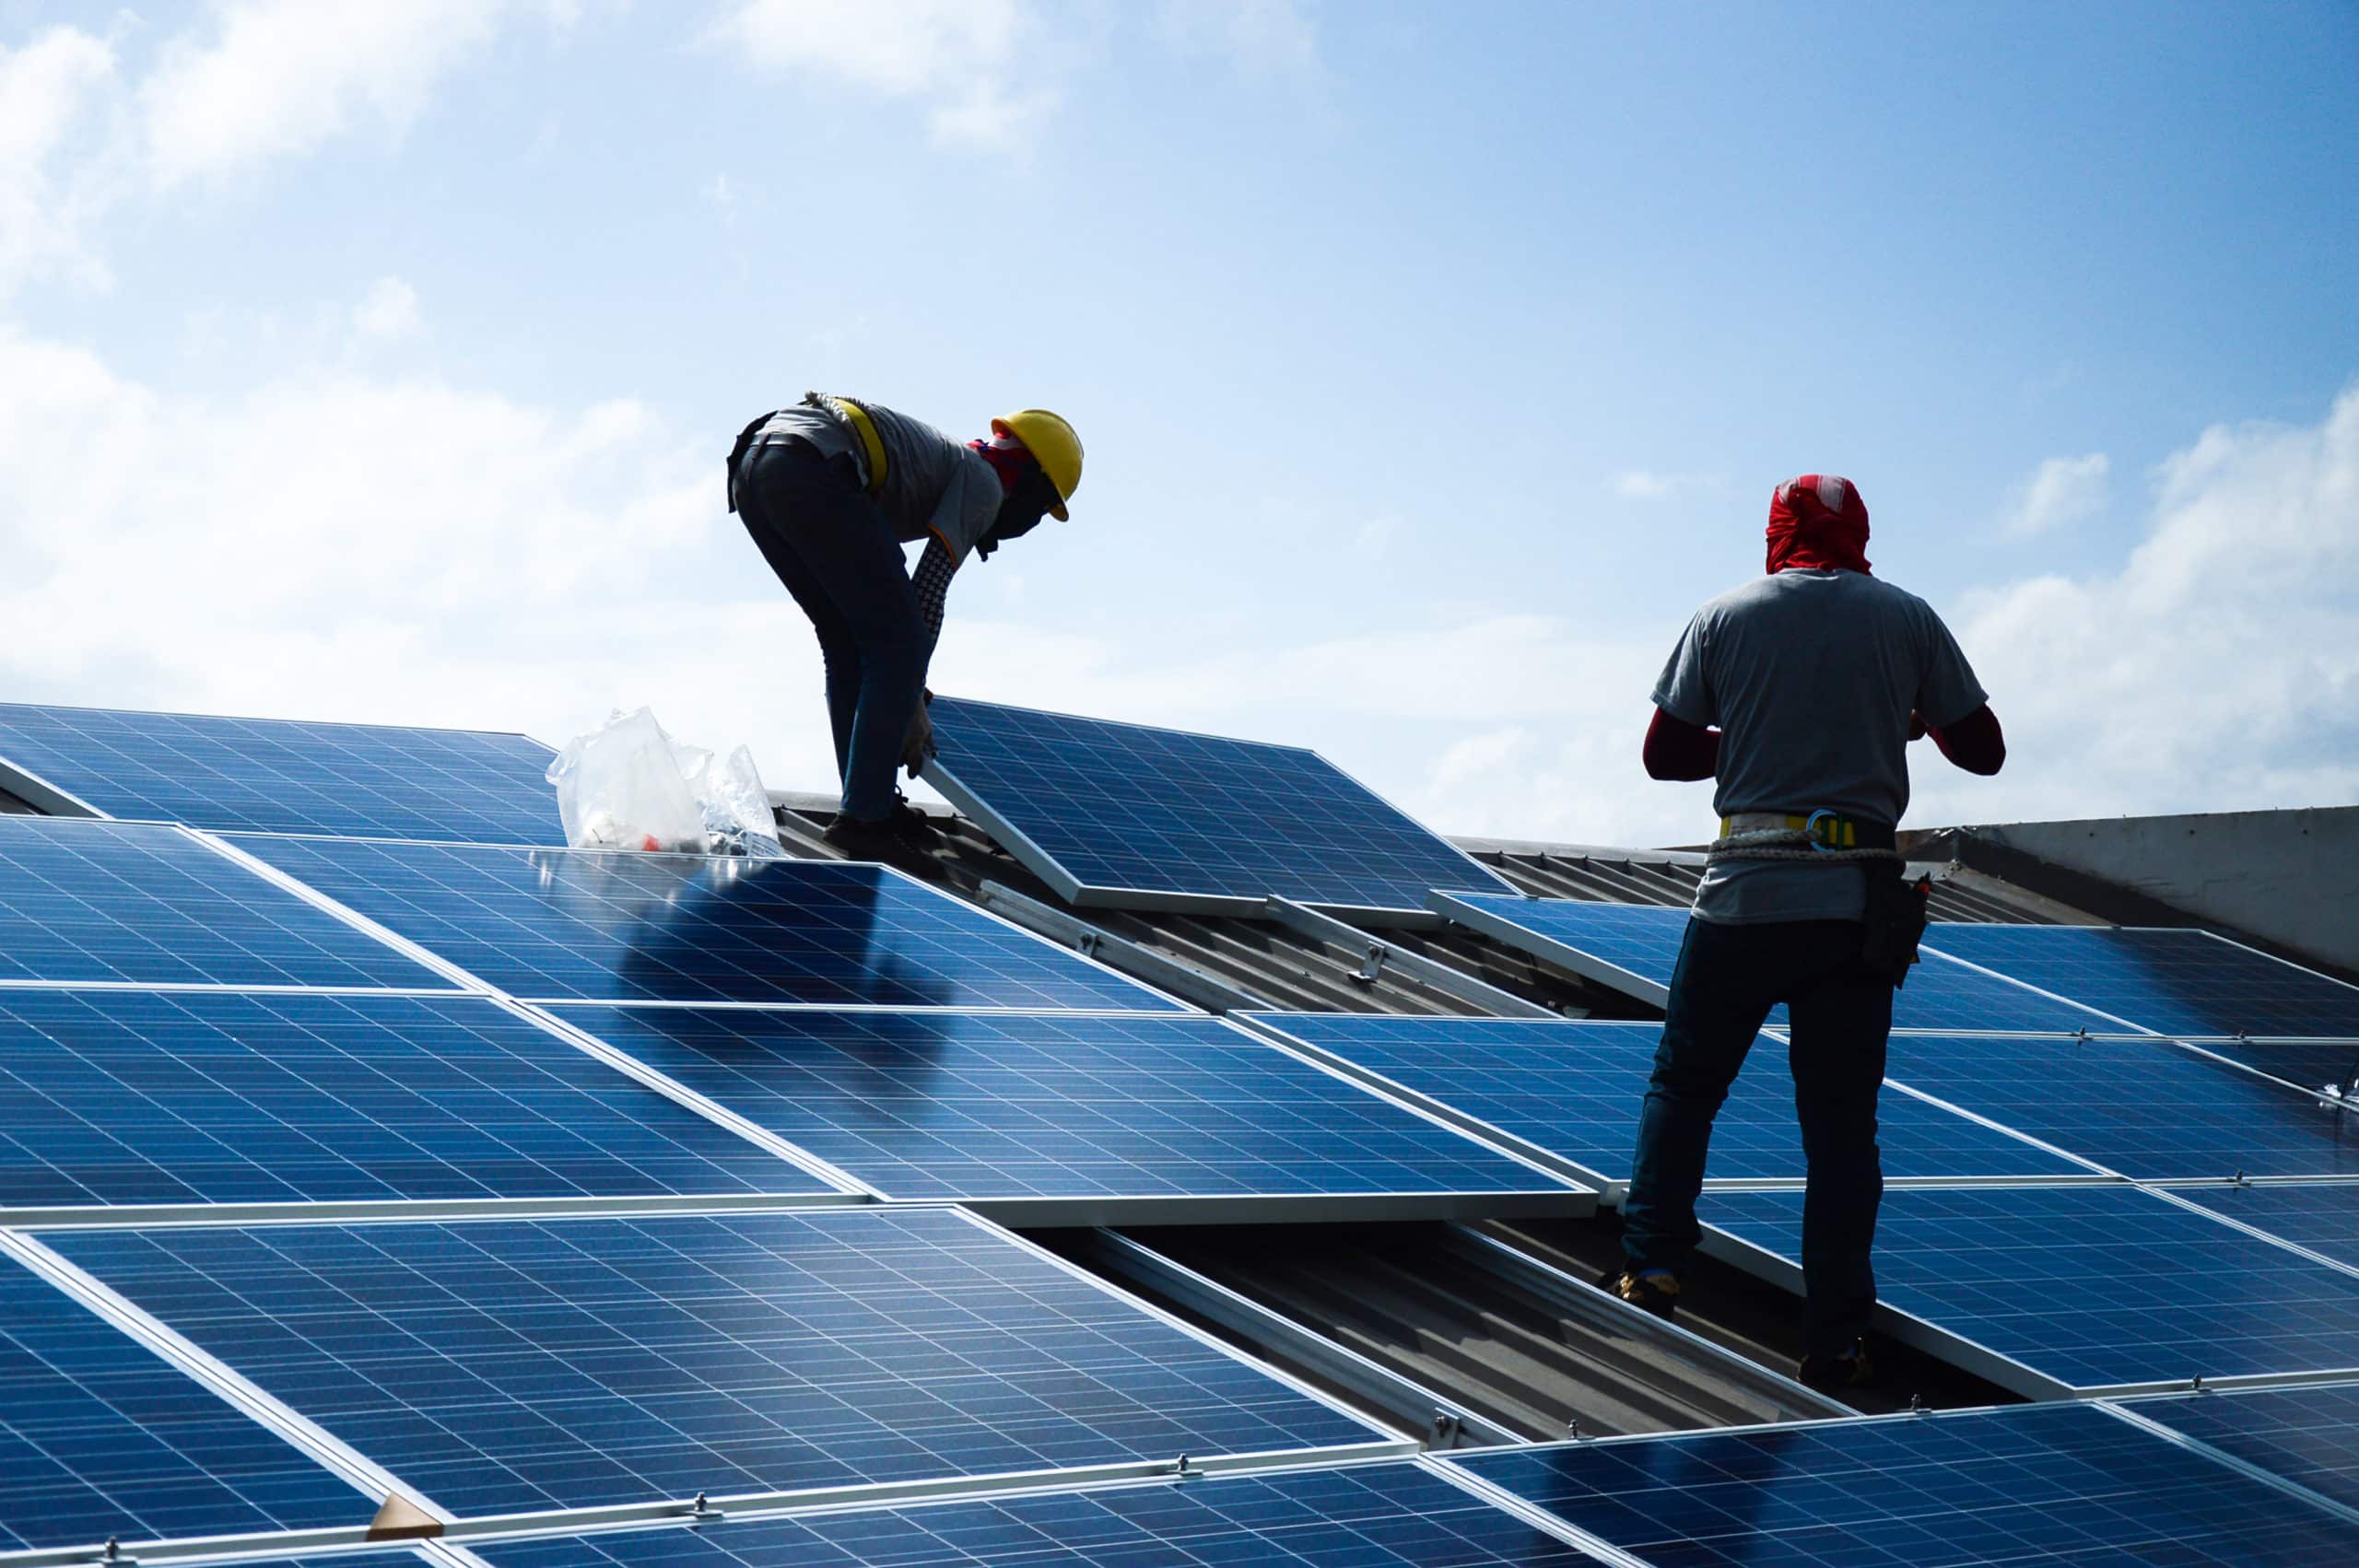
[1642,708,1719,781]
[1930,704,2005,775]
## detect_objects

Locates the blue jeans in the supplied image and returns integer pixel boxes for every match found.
[1621,916,1892,1357]
[734,441,923,822]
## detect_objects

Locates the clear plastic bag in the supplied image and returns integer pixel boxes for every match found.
[547,708,783,858]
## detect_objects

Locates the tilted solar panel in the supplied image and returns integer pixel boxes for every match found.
[1703,1185,2359,1392]
[230,836,1179,1010]
[1434,892,2118,1034]
[0,816,445,990]
[2123,1382,2359,1516]
[0,701,561,844]
[475,1462,1590,1568]
[0,1251,370,1550]
[1882,1031,2359,1180]
[1927,924,2359,1042]
[51,1208,1383,1518]
[1449,1399,2359,1566]
[1245,1013,2095,1186]
[922,696,1516,916]
[2178,1181,2359,1271]
[550,1005,1572,1208]
[0,989,830,1208]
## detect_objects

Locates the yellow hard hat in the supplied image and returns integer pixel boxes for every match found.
[992,408,1083,520]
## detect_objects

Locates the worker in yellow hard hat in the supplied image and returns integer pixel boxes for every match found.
[725,393,1082,860]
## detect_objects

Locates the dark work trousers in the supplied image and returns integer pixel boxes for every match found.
[733,441,923,823]
[1619,916,1893,1357]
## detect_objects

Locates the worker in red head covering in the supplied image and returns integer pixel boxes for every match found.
[1610,473,2006,1397]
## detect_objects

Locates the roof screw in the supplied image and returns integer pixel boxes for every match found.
[1909,1394,1927,1414]
[1565,1416,1581,1441]
[1432,1410,1460,1443]
[2192,1375,2206,1392]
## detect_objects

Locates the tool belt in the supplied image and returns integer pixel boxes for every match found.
[1708,811,1927,988]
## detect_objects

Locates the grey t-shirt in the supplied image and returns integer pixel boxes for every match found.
[1653,568,1988,924]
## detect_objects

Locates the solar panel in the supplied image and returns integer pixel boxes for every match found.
[1449,1398,2359,1565]
[230,836,1180,1011]
[0,816,446,990]
[922,696,1516,915]
[1703,1185,2359,1391]
[51,1208,1381,1518]
[2178,1182,2359,1272]
[2126,1382,2359,1516]
[546,1005,1571,1207]
[2201,1038,2359,1098]
[475,1460,1590,1568]
[1927,924,2359,1041]
[1882,1031,2359,1180]
[0,1250,370,1550]
[0,701,562,844]
[1434,893,2118,1034]
[0,989,831,1208]
[1245,1014,2094,1186]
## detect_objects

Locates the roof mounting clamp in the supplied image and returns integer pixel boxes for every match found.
[1352,945,1386,985]
[1174,1452,1202,1480]
[1431,1410,1461,1445]
[1075,931,1102,958]
[679,1490,726,1524]
[1564,1416,1585,1441]
[93,1539,136,1566]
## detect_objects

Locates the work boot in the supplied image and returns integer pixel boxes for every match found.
[819,813,920,868]
[1797,1340,1875,1396]
[885,793,939,845]
[1599,1266,1680,1319]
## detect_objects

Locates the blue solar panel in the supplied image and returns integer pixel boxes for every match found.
[0,701,561,844]
[52,1208,1379,1518]
[546,1006,1567,1202]
[2179,1182,2359,1271]
[0,989,828,1207]
[1246,1014,2093,1184]
[477,1460,1590,1568]
[230,836,1179,1010]
[1928,924,2359,1041]
[924,696,1516,914]
[1882,1032,2359,1179]
[1703,1185,2359,1390]
[1436,894,2115,1034]
[0,816,445,990]
[2128,1383,2359,1517]
[0,1250,369,1550]
[1450,1399,2359,1565]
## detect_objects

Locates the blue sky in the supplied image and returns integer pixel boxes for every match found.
[3,1,2354,845]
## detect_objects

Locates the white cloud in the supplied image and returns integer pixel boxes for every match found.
[718,0,1056,151]
[2002,450,2109,536]
[141,1,549,185]
[350,275,421,342]
[0,26,122,294]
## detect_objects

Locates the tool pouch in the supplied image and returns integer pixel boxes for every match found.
[1859,861,1931,988]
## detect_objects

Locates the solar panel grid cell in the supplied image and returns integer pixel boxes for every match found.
[0,817,443,990]
[1882,1031,2359,1179]
[475,1463,1593,1568]
[1704,1186,2359,1389]
[1449,1399,2359,1565]
[2178,1183,2359,1272]
[0,703,562,844]
[2126,1383,2359,1516]
[1926,925,2359,1041]
[926,697,1515,913]
[49,1209,1379,1519]
[1244,1013,2094,1184]
[229,836,1177,1011]
[0,989,826,1207]
[552,1006,1567,1201]
[0,1251,369,1550]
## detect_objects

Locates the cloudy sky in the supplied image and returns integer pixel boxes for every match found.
[3,1,2355,848]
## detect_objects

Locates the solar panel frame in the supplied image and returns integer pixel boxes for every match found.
[545,1005,1585,1223]
[2176,1182,2359,1275]
[48,1206,1396,1519]
[1699,1184,2359,1397]
[2113,1381,2359,1522]
[0,816,454,993]
[0,989,843,1211]
[1240,1012,2101,1195]
[1431,891,2123,1035]
[1448,1398,2359,1566]
[921,696,1519,920]
[0,700,564,845]
[226,833,1189,1012]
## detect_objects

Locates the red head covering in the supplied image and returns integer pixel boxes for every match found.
[1765,474,1872,575]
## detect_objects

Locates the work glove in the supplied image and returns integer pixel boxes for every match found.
[899,703,934,777]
